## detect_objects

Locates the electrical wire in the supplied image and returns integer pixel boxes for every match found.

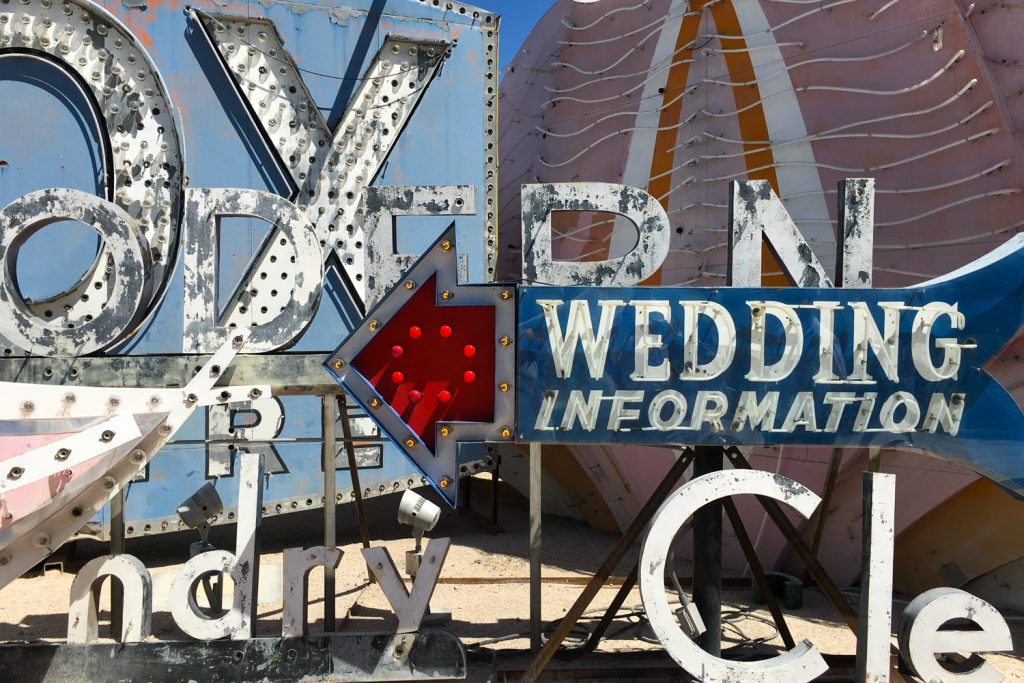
[561,0,652,32]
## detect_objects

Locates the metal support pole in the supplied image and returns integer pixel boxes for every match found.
[692,446,722,656]
[529,442,542,653]
[490,456,501,532]
[321,395,338,631]
[338,394,371,553]
[523,449,694,683]
[109,487,125,641]
[722,497,796,649]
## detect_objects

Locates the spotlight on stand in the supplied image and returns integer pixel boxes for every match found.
[397,490,450,625]
[177,482,223,552]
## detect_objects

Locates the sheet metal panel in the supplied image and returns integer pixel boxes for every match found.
[0,0,497,538]
[516,238,1024,495]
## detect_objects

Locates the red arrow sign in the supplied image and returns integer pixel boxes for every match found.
[351,274,495,450]
[326,226,516,505]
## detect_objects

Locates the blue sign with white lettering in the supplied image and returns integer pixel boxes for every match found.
[517,236,1024,496]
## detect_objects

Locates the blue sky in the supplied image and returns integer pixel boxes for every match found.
[471,0,556,69]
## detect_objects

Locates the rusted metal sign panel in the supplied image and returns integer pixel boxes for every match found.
[0,0,498,538]
[516,238,1024,496]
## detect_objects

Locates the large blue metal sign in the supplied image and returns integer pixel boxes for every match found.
[0,0,498,538]
[517,236,1024,495]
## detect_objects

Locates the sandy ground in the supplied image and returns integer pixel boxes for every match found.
[0,478,1021,681]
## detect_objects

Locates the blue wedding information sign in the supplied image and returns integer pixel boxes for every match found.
[517,235,1024,496]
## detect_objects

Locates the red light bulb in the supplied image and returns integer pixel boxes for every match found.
[408,390,423,403]
[408,326,421,339]
[463,345,476,358]
[391,371,405,384]
[463,370,476,383]
[439,325,452,338]
[391,345,404,358]
[438,390,452,403]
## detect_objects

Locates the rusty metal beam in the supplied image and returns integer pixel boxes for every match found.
[522,449,694,683]
[722,497,796,650]
[0,353,341,395]
[339,394,372,584]
[582,564,638,655]
[724,448,859,632]
[804,447,843,586]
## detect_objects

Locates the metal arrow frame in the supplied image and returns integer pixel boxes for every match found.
[325,225,516,506]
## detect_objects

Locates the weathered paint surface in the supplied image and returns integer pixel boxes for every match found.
[363,185,474,308]
[67,554,153,643]
[170,450,264,640]
[0,332,268,588]
[0,0,184,337]
[281,545,343,637]
[0,0,497,537]
[521,183,670,287]
[182,187,323,353]
[0,630,468,681]
[897,587,1013,682]
[0,189,150,355]
[517,235,1024,496]
[854,472,896,683]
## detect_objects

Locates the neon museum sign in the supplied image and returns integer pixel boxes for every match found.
[0,0,1019,679]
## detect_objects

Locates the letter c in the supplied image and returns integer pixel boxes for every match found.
[639,470,828,682]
